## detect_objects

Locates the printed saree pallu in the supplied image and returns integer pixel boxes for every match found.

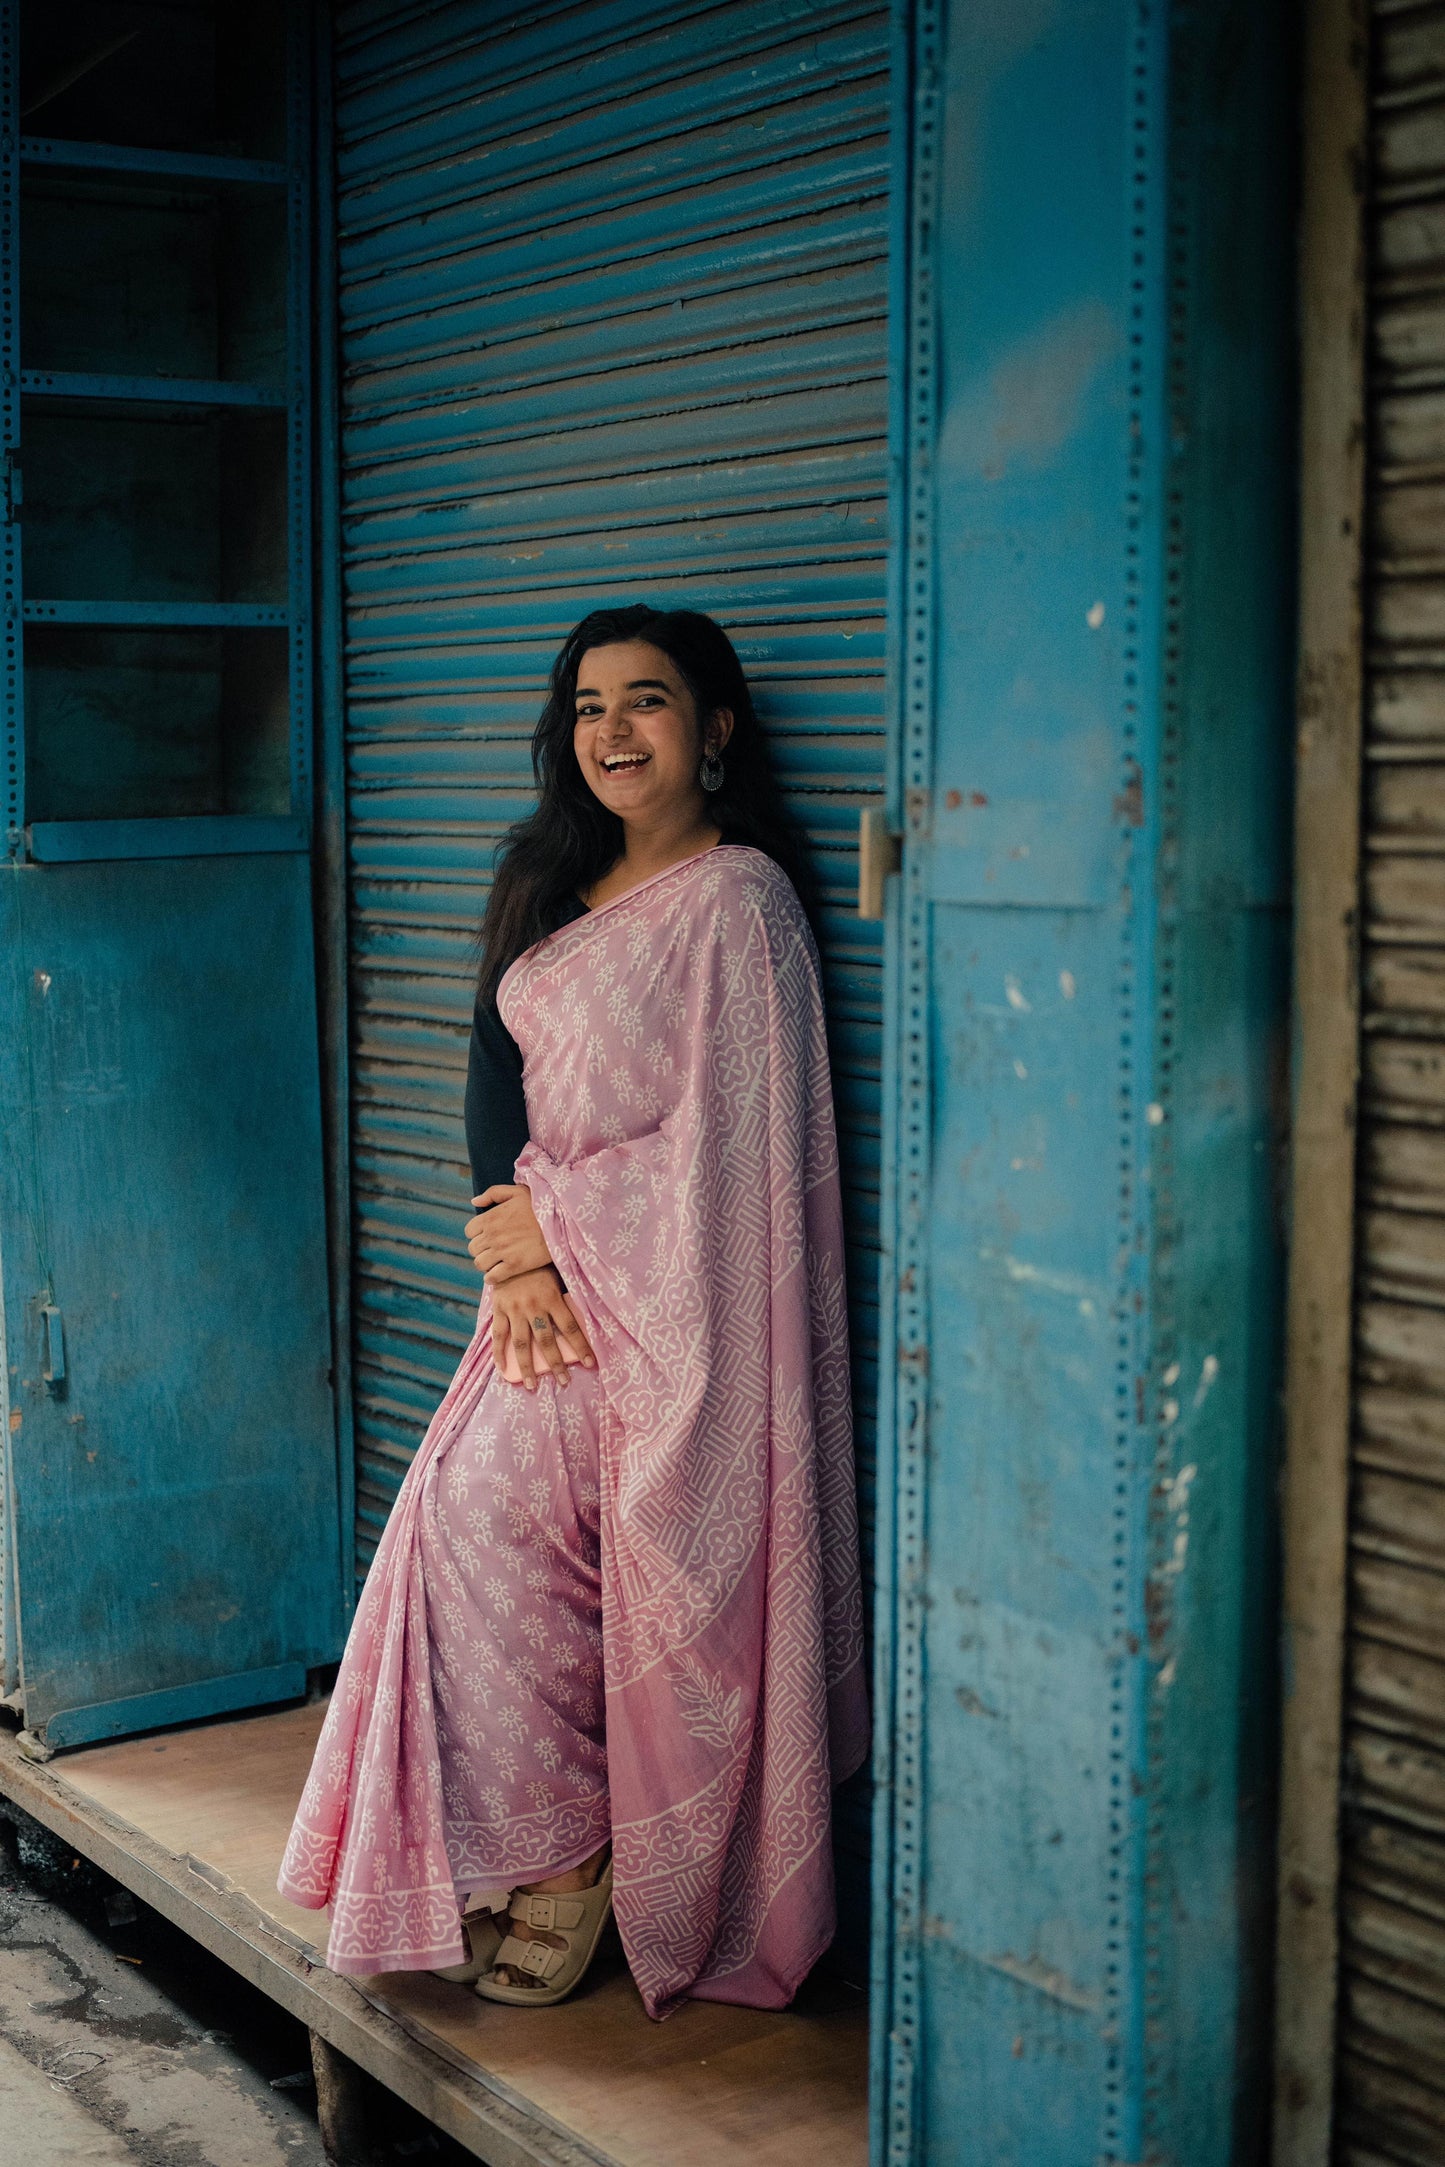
[278,844,869,2018]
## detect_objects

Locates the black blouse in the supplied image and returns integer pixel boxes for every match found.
[464,893,588,1197]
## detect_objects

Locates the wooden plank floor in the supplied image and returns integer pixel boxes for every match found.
[50,1703,868,2167]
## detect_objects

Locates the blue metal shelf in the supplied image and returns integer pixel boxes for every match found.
[19,137,287,188]
[21,370,287,409]
[27,815,308,862]
[23,600,289,628]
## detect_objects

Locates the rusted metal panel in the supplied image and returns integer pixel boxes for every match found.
[1350,1559,1445,1669]
[1338,6,1445,2144]
[1348,1640,1445,1750]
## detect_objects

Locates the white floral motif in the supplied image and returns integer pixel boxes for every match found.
[671,1653,744,1752]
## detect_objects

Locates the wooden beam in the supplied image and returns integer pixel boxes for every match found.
[0,1732,603,2167]
[1272,0,1370,2159]
[311,2031,389,2167]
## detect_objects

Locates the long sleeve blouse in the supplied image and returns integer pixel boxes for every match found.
[464,893,587,1196]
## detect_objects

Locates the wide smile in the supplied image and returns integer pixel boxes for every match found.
[598,749,652,775]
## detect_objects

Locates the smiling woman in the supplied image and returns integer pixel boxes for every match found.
[279,607,868,2019]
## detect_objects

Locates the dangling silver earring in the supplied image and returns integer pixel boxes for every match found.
[699,747,725,793]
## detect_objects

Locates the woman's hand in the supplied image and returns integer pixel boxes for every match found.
[489,1267,595,1391]
[467,1183,553,1283]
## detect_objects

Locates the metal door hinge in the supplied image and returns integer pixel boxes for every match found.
[858,806,902,920]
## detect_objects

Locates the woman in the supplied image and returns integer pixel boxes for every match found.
[279,606,868,2019]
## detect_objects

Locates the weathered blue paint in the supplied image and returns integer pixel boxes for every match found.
[871,2,1293,2160]
[27,817,309,862]
[0,857,343,1738]
[19,375,288,410]
[19,138,288,188]
[20,602,291,628]
[43,1661,309,1754]
[0,1,347,1739]
[312,0,358,1627]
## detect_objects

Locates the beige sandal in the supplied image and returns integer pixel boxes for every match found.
[473,1860,614,2006]
[431,1901,507,1985]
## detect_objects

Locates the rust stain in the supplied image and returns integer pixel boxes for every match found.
[1114,758,1144,828]
[945,788,962,809]
[1144,1574,1171,1650]
[970,790,988,807]
[956,1685,999,1719]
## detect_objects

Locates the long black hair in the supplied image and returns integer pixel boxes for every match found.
[476,605,817,1001]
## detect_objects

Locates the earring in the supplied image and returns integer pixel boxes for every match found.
[699,748,725,793]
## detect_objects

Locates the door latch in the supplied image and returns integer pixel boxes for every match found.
[858,806,902,920]
[40,1302,66,1396]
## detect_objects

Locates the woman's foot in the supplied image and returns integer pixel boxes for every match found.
[489,1841,611,1987]
[431,1903,505,1985]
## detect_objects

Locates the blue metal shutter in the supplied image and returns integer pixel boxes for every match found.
[333,0,889,1927]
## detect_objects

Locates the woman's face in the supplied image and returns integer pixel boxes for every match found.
[572,641,730,826]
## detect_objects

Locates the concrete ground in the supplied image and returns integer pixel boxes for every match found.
[0,1803,471,2167]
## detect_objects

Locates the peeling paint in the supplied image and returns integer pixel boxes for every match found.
[943,297,1120,481]
[982,1949,1097,2015]
[987,1250,1096,1302]
[1191,1353,1219,1410]
[1005,976,1032,1012]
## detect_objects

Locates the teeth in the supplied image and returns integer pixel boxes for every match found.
[602,752,649,771]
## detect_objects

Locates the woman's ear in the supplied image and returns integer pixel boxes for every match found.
[708,706,736,755]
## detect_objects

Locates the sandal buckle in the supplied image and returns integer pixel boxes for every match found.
[521,1895,556,1931]
[520,1941,559,1979]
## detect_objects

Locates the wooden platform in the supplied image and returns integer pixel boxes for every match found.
[0,1704,867,2167]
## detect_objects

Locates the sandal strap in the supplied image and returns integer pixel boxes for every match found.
[493,1932,566,1981]
[512,1892,586,1932]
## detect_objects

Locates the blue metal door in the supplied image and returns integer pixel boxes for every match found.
[0,2,345,1747]
[871,2,1295,2160]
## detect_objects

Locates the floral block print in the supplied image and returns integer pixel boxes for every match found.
[279,846,868,2018]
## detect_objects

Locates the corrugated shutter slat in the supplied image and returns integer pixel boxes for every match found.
[1343,4,1445,2148]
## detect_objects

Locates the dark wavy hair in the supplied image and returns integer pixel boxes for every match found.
[476,606,816,1001]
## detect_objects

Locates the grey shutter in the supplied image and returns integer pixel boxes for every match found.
[333,0,889,1937]
[1340,9,1445,2157]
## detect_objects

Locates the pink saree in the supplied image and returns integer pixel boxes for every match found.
[278,844,868,2017]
